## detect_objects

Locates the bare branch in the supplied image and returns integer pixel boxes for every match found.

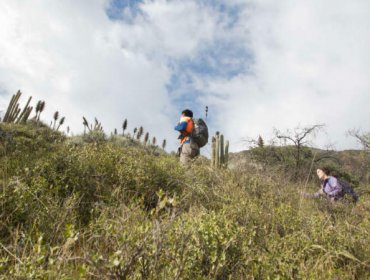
[348,129,370,150]
[297,124,324,143]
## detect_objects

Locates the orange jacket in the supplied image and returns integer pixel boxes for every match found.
[174,116,194,145]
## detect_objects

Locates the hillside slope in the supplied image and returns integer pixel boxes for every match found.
[1,124,369,279]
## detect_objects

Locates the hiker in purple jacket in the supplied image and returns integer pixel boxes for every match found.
[302,167,344,201]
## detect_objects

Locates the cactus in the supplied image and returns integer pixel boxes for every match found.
[215,132,220,168]
[122,119,128,135]
[16,96,32,123]
[162,139,167,150]
[152,137,157,146]
[144,132,149,145]
[49,113,66,131]
[220,134,224,166]
[82,116,90,131]
[56,116,65,131]
[3,90,21,122]
[2,94,13,122]
[137,126,144,140]
[39,101,45,121]
[52,111,59,129]
[224,140,229,168]
[211,132,229,168]
[2,91,34,124]
[35,100,42,115]
[211,136,216,167]
[11,106,20,122]
[35,100,46,121]
[21,106,33,124]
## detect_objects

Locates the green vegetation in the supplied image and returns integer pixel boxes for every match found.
[1,122,369,279]
[231,144,370,186]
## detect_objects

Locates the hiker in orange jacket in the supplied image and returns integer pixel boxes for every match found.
[174,109,199,165]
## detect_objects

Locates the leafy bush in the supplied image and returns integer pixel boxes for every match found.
[0,124,369,279]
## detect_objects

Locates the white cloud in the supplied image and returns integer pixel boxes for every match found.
[0,0,369,153]
[0,0,230,151]
[131,0,218,58]
[195,0,370,151]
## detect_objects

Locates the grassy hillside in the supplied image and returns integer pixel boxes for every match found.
[1,123,369,279]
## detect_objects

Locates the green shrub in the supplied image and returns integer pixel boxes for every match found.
[0,124,369,279]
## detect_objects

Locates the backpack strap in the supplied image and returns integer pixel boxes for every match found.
[322,178,329,194]
[180,118,194,145]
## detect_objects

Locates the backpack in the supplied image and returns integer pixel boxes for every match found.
[191,118,209,148]
[338,179,359,203]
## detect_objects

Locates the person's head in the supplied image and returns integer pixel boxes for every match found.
[316,166,330,180]
[181,109,193,118]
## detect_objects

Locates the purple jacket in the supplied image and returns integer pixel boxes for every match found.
[313,176,343,199]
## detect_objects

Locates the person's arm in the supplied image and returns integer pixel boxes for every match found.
[325,177,342,197]
[301,188,323,198]
[174,121,187,131]
[312,188,324,198]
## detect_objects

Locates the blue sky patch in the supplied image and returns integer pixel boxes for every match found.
[106,0,143,21]
[202,0,242,29]
[181,40,253,78]
[166,38,253,126]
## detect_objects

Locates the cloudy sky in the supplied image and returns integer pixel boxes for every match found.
[1,0,369,153]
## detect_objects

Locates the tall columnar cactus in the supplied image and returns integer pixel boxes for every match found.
[144,132,149,145]
[16,96,32,124]
[137,126,144,140]
[162,139,167,150]
[122,119,127,135]
[21,106,33,124]
[211,132,229,168]
[211,136,216,167]
[3,90,21,122]
[215,132,220,168]
[224,140,229,168]
[52,111,59,129]
[83,116,90,132]
[35,100,46,121]
[2,90,33,124]
[220,134,224,166]
[56,116,65,131]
